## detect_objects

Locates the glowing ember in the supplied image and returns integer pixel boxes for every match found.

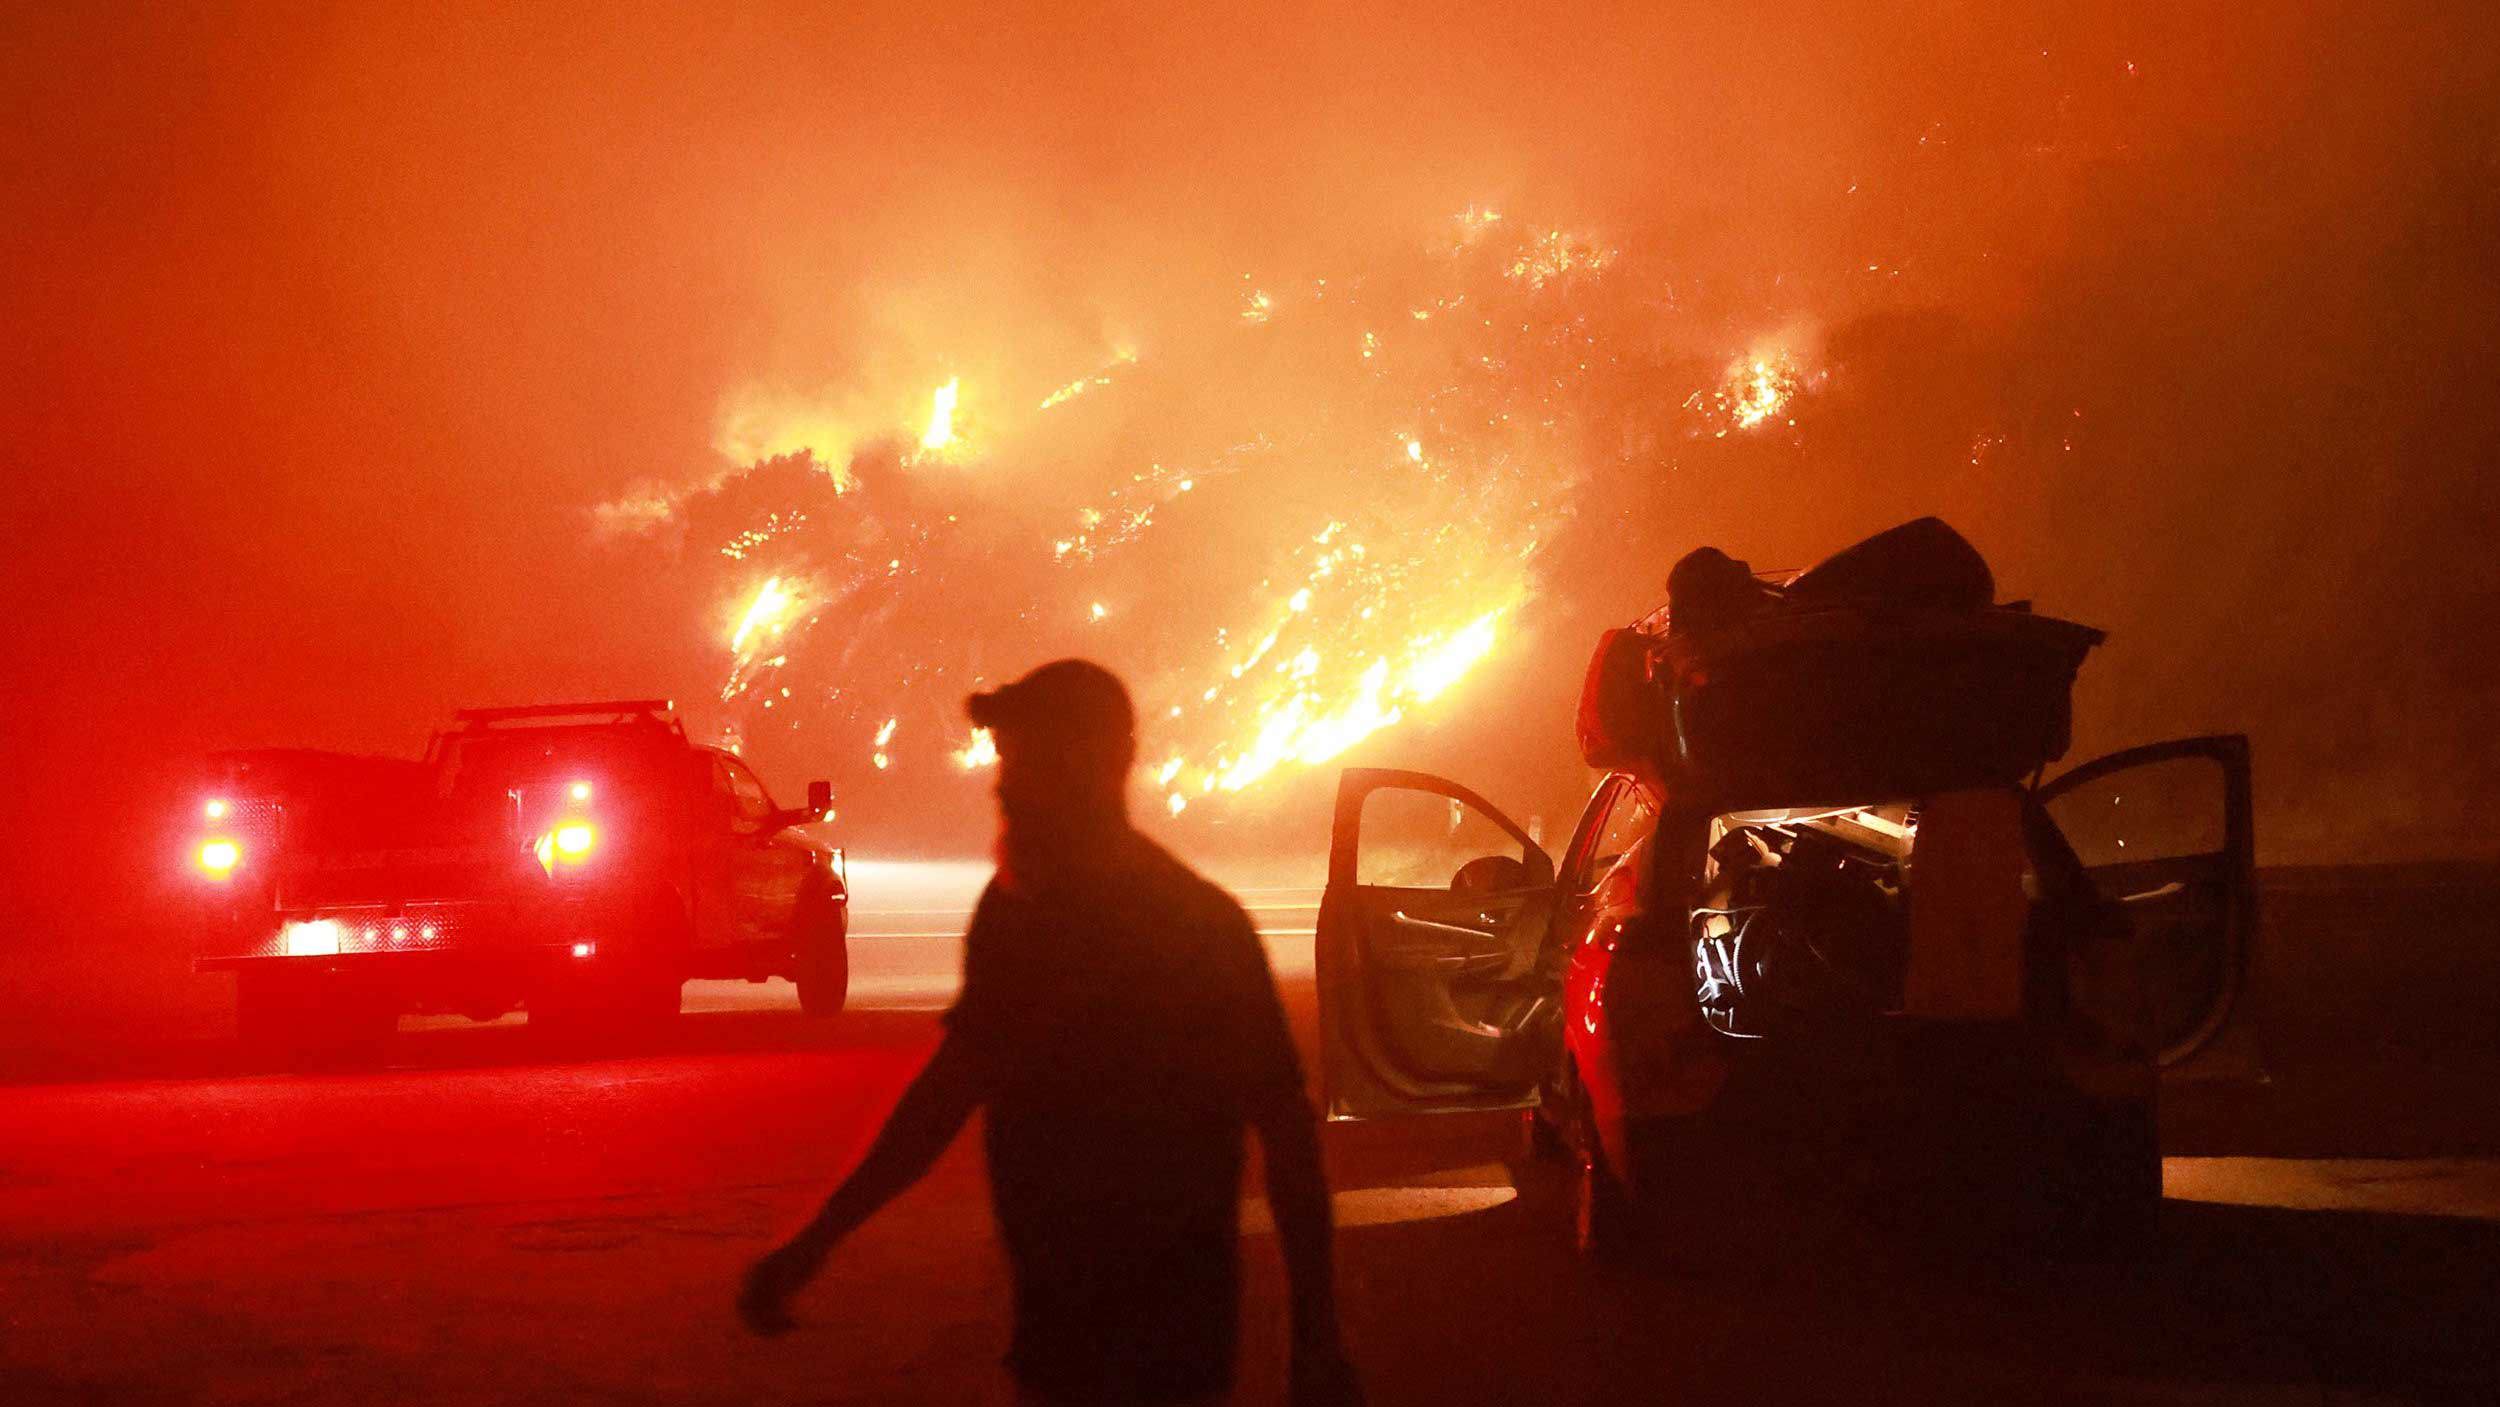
[1505,229,1615,289]
[920,377,960,451]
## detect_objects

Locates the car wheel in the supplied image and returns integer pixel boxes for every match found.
[1524,1076,1572,1163]
[793,888,849,1019]
[1567,1069,1640,1264]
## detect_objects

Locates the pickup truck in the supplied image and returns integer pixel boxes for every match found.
[187,700,847,1061]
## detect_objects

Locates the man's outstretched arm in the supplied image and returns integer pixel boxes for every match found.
[739,1032,985,1334]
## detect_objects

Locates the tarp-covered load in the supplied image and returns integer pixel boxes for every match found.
[1578,518,2103,808]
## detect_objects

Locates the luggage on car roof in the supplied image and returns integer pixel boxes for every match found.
[1577,518,2103,807]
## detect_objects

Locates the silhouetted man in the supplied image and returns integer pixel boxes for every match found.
[741,659,1360,1406]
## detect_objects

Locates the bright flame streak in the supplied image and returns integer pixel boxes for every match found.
[1037,349,1136,411]
[1207,609,1507,795]
[730,577,793,652]
[920,378,960,450]
[956,728,998,770]
[1404,612,1502,702]
[874,717,898,746]
[1038,376,1099,411]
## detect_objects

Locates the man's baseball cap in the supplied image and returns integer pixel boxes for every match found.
[966,659,1135,744]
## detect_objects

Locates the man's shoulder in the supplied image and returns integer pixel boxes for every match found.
[1125,835,1255,933]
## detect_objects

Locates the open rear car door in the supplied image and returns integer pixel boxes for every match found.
[2040,734,2257,1066]
[1317,769,1562,1120]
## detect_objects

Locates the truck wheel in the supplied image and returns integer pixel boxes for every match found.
[237,970,394,1069]
[793,890,849,1018]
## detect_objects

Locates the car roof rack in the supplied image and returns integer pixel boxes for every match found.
[451,700,677,727]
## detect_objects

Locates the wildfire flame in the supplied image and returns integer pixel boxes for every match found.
[1728,357,1795,430]
[955,728,997,770]
[730,576,796,653]
[670,208,1819,822]
[920,377,960,452]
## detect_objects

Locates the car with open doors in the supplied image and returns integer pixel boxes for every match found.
[186,700,851,1062]
[1316,520,2256,1260]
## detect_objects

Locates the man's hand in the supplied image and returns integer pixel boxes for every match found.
[738,1242,817,1337]
[734,1035,985,1340]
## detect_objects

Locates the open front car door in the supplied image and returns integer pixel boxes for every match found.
[2040,734,2257,1066]
[1317,768,1562,1120]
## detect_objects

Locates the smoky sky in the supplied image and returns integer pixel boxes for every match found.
[5,0,2497,911]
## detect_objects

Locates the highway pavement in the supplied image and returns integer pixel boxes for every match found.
[5,860,2499,1404]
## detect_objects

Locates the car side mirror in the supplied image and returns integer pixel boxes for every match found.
[806,780,832,817]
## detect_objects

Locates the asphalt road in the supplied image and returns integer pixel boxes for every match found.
[6,862,2500,1405]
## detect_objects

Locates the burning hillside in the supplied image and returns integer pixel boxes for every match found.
[605,211,1819,830]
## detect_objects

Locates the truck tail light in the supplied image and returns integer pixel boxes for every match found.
[197,838,241,879]
[283,918,341,957]
[534,819,602,876]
